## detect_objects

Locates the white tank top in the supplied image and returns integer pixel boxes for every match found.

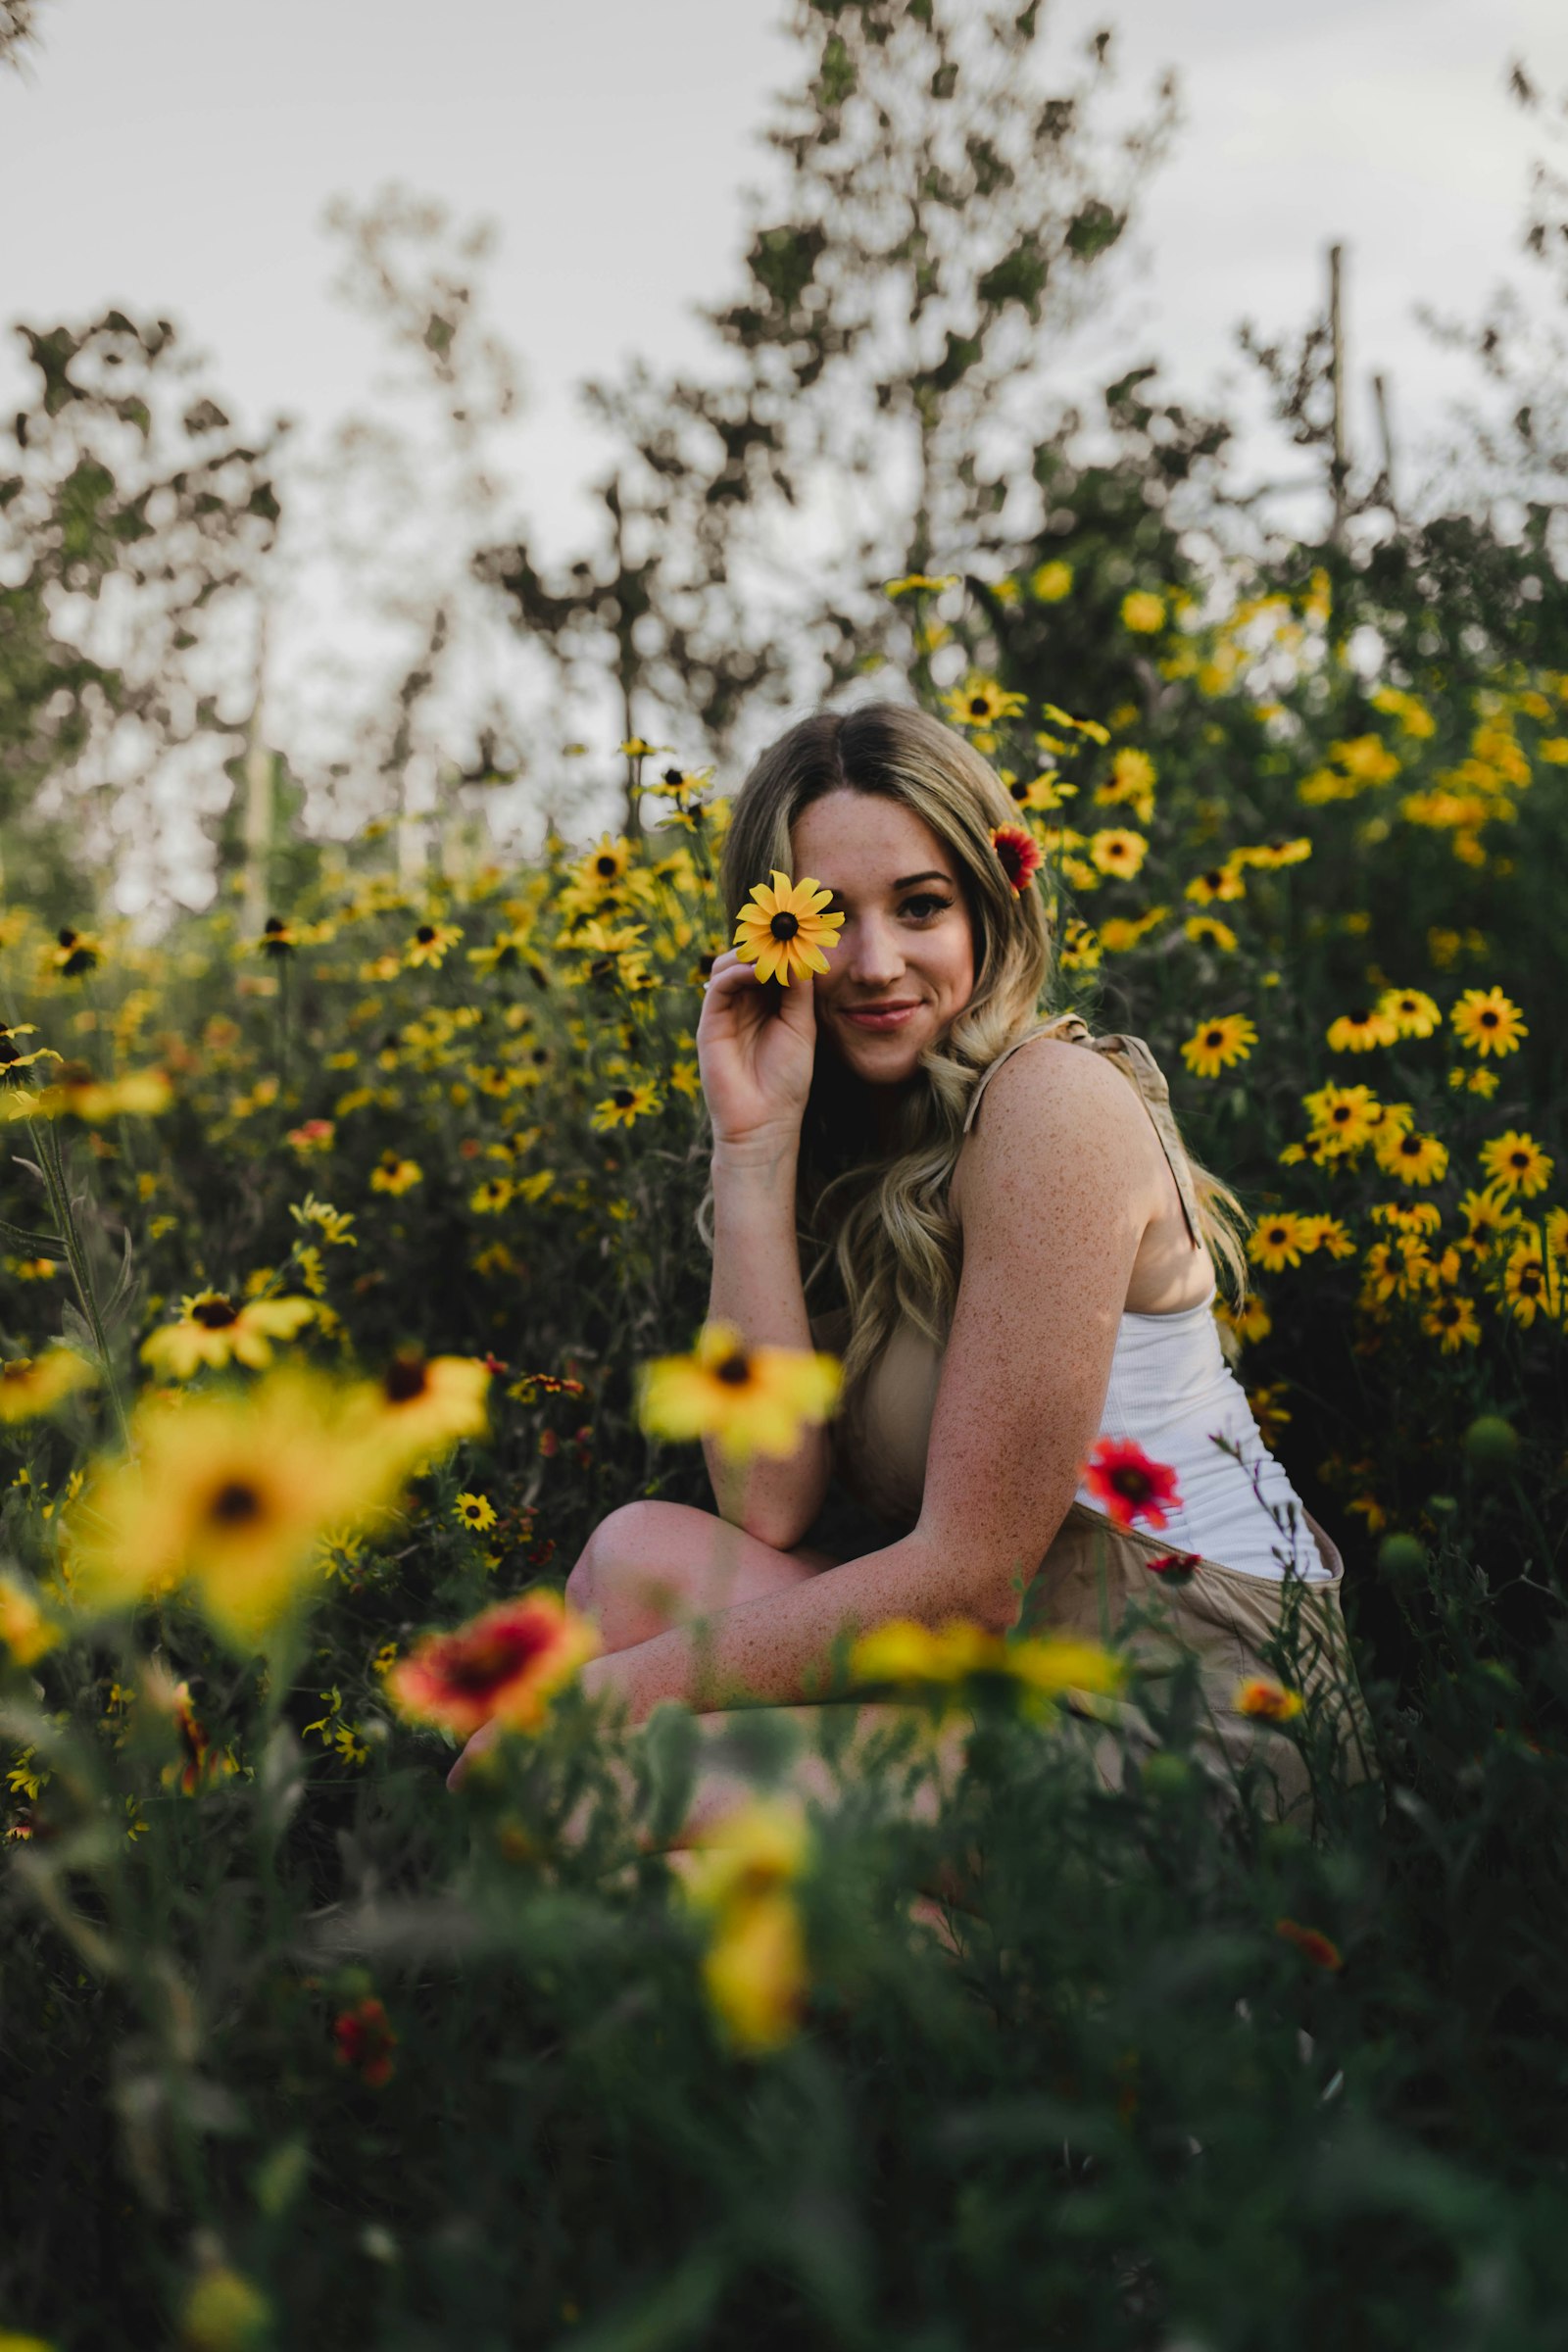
[1069,1274,1331,1582]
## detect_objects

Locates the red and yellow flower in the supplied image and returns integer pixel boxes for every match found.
[1082,1439,1181,1532]
[386,1589,600,1740]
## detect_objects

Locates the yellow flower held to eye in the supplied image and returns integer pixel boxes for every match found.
[732,872,845,989]
[638,1322,841,1464]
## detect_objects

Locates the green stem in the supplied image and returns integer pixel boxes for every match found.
[30,1117,132,1452]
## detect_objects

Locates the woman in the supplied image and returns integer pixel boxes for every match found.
[453,702,1371,1823]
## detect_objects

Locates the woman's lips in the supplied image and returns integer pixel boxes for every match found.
[839,1002,921,1032]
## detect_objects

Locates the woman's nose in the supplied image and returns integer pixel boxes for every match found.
[843,914,905,987]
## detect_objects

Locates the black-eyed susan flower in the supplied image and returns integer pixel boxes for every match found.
[1422,1294,1481,1351]
[70,1369,398,1650]
[1376,986,1442,1039]
[1372,1198,1443,1237]
[1326,1004,1400,1054]
[1248,1211,1314,1272]
[1233,835,1312,871]
[1500,1236,1562,1327]
[1184,862,1246,906]
[404,920,464,971]
[48,925,103,978]
[1184,914,1238,954]
[455,1491,497,1533]
[1215,1293,1272,1348]
[1082,1438,1180,1532]
[0,1022,61,1083]
[1089,827,1149,880]
[140,1291,316,1382]
[883,571,960,597]
[1030,559,1074,601]
[1233,1675,1303,1723]
[1449,985,1526,1057]
[370,1152,423,1196]
[0,1347,96,1421]
[991,824,1044,894]
[1039,703,1110,746]
[572,834,633,895]
[939,674,1028,734]
[351,1349,491,1470]
[1303,1082,1381,1154]
[469,1175,514,1214]
[732,872,844,988]
[680,1796,812,2055]
[1120,589,1166,633]
[590,1081,662,1131]
[19,1064,172,1123]
[1094,747,1157,822]
[1479,1130,1554,1200]
[1004,769,1076,813]
[259,914,298,958]
[1372,1124,1448,1188]
[386,1589,599,1739]
[638,1322,841,1463]
[1180,1014,1257,1078]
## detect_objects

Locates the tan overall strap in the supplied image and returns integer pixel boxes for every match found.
[962,1014,1205,1252]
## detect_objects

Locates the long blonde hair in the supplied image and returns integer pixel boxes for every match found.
[712,700,1249,1400]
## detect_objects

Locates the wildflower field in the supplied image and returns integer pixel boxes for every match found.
[3,547,1568,2350]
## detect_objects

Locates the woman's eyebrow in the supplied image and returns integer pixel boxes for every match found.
[892,869,951,889]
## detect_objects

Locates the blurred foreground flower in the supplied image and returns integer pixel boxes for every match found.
[141,1291,316,1381]
[0,1347,96,1422]
[347,1348,491,1473]
[4,1064,172,1122]
[680,1796,811,2055]
[1234,1675,1304,1723]
[0,1569,61,1667]
[1082,1439,1181,1532]
[386,1590,600,1740]
[332,1994,398,2086]
[732,870,844,987]
[638,1322,841,1463]
[849,1618,1123,1715]
[1275,1917,1344,1970]
[68,1368,402,1651]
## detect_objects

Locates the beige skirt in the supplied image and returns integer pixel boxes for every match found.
[1022,1499,1377,1825]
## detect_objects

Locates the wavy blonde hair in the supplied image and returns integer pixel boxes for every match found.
[711,700,1249,1404]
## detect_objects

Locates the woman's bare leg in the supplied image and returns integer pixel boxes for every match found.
[564,1497,836,1652]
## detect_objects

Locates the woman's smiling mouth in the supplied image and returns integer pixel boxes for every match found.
[838,1000,922,1032]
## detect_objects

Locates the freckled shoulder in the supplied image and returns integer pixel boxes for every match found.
[951,1035,1160,1225]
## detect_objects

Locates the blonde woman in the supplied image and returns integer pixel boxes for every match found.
[452,702,1371,1822]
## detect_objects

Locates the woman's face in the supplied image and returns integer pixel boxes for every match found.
[789,788,977,1087]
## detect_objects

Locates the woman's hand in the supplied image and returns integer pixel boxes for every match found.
[697,947,818,1156]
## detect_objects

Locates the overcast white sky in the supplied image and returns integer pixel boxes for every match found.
[4,0,1566,557]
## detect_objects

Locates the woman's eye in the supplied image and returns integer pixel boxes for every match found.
[902,893,953,921]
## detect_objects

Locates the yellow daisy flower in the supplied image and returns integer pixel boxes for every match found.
[1184,914,1238,954]
[404,921,464,970]
[732,872,844,989]
[1499,1236,1562,1327]
[1248,1212,1314,1272]
[638,1322,842,1464]
[455,1491,498,1532]
[1326,1004,1401,1054]
[0,1347,97,1422]
[1184,862,1246,906]
[1376,986,1442,1039]
[1422,1295,1481,1351]
[1180,1014,1257,1079]
[1372,1125,1448,1187]
[140,1292,316,1382]
[939,674,1028,733]
[1480,1131,1554,1199]
[1120,590,1166,634]
[370,1152,423,1196]
[1449,986,1526,1057]
[1303,1082,1381,1154]
[1454,1188,1519,1252]
[1089,827,1149,880]
[590,1082,662,1131]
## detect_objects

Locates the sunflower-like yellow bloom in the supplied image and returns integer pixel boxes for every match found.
[679,1796,812,2055]
[0,1567,61,1665]
[0,1346,96,1422]
[638,1322,841,1462]
[140,1291,316,1381]
[69,1368,400,1650]
[732,872,844,989]
[346,1349,492,1474]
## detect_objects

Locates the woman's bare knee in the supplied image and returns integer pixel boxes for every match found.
[565,1499,829,1651]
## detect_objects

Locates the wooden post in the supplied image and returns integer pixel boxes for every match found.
[241,598,272,940]
[1328,243,1348,545]
[1372,370,1396,516]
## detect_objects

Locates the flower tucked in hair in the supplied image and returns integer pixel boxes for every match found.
[990,823,1044,895]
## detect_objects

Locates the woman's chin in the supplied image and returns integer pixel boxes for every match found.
[831,1026,929,1086]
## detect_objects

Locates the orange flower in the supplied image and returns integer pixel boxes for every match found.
[1083,1438,1181,1532]
[1234,1675,1303,1723]
[1275,1917,1344,1970]
[385,1590,600,1740]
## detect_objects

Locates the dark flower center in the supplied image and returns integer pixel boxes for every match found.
[192,1297,239,1328]
[0,1039,18,1066]
[968,696,989,718]
[1204,1030,1222,1049]
[384,1354,429,1403]
[596,856,617,877]
[769,911,800,941]
[209,1480,263,1525]
[1520,1264,1543,1296]
[58,928,76,948]
[1110,1464,1153,1502]
[612,1089,634,1108]
[714,1350,752,1387]
[662,767,683,787]
[416,925,436,944]
[1481,1009,1498,1026]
